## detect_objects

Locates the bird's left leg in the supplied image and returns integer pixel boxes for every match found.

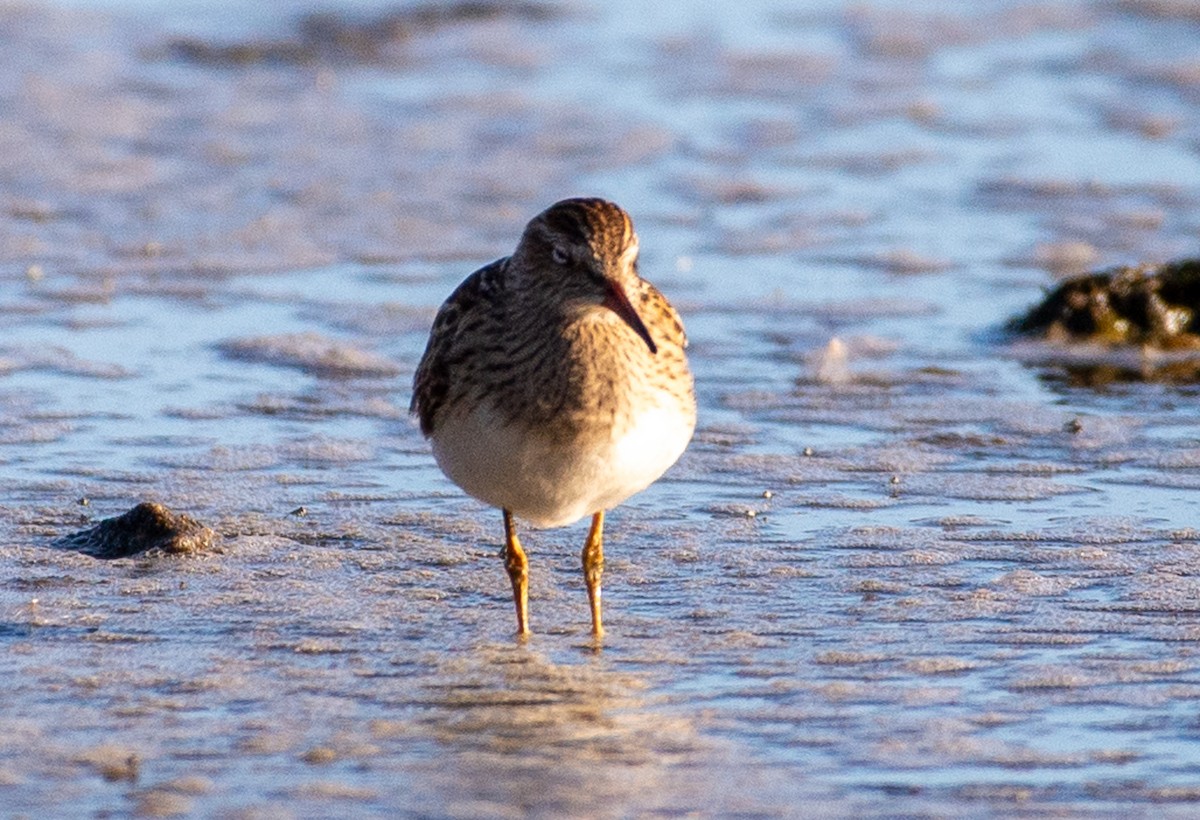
[582,510,605,638]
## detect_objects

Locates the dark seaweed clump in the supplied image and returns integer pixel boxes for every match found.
[1009,259,1200,347]
[166,2,559,67]
[53,502,216,559]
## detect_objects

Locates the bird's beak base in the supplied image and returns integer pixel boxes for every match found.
[602,283,658,355]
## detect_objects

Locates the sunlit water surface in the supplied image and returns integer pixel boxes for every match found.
[3,0,1200,815]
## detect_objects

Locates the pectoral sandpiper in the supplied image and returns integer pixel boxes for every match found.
[411,197,696,638]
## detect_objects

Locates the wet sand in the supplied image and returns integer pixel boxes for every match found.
[4,0,1200,815]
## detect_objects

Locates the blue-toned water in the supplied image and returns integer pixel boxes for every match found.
[3,0,1200,815]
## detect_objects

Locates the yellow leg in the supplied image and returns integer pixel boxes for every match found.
[582,511,605,638]
[502,509,530,636]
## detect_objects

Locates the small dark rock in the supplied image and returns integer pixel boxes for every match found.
[104,753,140,783]
[1008,259,1200,347]
[54,502,216,560]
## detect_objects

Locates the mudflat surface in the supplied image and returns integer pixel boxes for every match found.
[3,1,1200,816]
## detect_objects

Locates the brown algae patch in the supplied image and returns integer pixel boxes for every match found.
[905,657,978,675]
[1009,259,1200,347]
[164,2,561,67]
[896,473,1083,502]
[76,744,141,783]
[1006,259,1200,382]
[218,332,401,378]
[52,502,217,559]
[0,346,132,380]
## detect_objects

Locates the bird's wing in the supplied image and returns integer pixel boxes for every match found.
[639,280,689,350]
[411,256,509,435]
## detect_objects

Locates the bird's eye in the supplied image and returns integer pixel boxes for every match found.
[551,245,570,265]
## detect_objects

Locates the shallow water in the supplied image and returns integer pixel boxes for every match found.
[4,0,1200,815]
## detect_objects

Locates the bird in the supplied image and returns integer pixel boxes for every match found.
[411,197,696,638]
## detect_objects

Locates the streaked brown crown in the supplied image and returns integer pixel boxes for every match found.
[533,197,632,255]
[512,198,637,290]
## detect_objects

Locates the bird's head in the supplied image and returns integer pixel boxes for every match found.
[512,197,657,355]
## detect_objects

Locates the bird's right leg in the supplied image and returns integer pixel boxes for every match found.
[582,510,605,639]
[502,509,530,636]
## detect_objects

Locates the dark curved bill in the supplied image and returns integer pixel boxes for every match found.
[602,282,658,355]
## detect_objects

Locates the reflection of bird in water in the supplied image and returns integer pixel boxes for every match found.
[412,198,696,637]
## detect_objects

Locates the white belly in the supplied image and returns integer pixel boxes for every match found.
[431,401,693,528]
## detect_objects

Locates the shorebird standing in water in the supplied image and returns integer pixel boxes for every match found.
[411,197,695,638]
